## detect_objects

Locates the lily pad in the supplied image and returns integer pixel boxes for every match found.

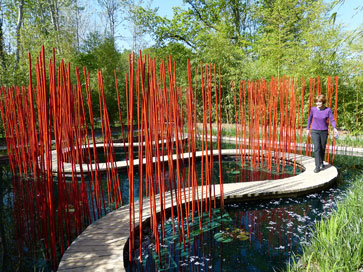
[214,232,233,243]
[220,217,233,223]
[180,250,189,257]
[237,234,249,241]
[190,229,203,237]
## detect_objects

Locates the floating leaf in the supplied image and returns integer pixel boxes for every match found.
[192,229,203,236]
[160,248,169,257]
[221,217,233,223]
[212,208,221,215]
[208,221,221,228]
[185,237,194,244]
[180,250,189,257]
[214,232,233,243]
[214,232,224,241]
[237,234,249,241]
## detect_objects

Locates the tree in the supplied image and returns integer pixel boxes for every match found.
[338,36,363,134]
[0,0,6,69]
[134,0,258,52]
[252,0,327,78]
[97,0,122,41]
[122,0,151,52]
[14,0,24,69]
[0,0,81,84]
[74,32,127,123]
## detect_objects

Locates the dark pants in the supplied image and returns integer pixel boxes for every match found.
[311,130,328,169]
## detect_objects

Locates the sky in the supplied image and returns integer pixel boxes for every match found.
[117,0,185,50]
[150,0,184,18]
[108,0,362,50]
[332,0,362,30]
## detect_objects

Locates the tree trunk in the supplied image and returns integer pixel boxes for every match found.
[0,0,5,69]
[48,0,62,53]
[98,0,119,40]
[0,15,5,69]
[75,0,80,50]
[48,0,59,32]
[15,0,25,69]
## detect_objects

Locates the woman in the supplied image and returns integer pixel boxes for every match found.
[306,94,338,173]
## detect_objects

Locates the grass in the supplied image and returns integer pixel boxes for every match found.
[286,171,363,272]
[337,135,363,148]
[196,124,363,148]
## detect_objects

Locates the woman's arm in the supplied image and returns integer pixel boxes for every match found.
[328,108,339,137]
[306,108,314,130]
[328,108,336,128]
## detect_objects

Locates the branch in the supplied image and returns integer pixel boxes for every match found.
[185,0,217,30]
[168,34,197,50]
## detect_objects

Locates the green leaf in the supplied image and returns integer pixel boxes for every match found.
[214,232,233,243]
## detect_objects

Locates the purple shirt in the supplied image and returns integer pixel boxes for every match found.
[307,107,336,130]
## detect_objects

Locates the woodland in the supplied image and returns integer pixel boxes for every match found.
[0,0,362,134]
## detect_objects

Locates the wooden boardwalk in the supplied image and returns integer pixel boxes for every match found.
[50,136,363,174]
[58,149,338,272]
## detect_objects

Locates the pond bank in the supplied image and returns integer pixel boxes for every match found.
[287,170,363,272]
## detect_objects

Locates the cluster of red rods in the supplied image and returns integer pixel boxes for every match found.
[231,75,339,173]
[0,46,338,268]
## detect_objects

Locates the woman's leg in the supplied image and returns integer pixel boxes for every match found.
[319,130,329,167]
[311,130,322,170]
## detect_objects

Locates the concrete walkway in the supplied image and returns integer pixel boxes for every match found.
[57,149,338,272]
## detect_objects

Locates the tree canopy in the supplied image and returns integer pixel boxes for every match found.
[0,0,362,133]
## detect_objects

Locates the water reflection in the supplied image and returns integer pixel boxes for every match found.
[0,172,85,271]
[0,154,361,271]
[126,154,362,272]
[126,189,347,272]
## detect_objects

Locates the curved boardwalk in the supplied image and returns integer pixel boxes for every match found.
[50,136,188,174]
[51,136,363,174]
[58,149,338,272]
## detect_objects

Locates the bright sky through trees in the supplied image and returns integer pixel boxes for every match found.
[111,0,362,50]
[332,0,362,30]
[1,0,362,133]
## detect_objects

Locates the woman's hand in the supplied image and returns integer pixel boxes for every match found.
[306,129,310,136]
[333,128,339,138]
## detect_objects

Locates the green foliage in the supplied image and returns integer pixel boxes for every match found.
[73,33,127,123]
[338,35,363,134]
[0,0,80,87]
[0,0,362,133]
[134,0,343,124]
[143,42,194,87]
[286,170,363,272]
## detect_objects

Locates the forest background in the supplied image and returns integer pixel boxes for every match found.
[0,0,362,135]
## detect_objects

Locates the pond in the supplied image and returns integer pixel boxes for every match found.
[125,154,362,272]
[0,152,361,271]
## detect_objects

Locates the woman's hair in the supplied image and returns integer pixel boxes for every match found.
[315,94,326,104]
